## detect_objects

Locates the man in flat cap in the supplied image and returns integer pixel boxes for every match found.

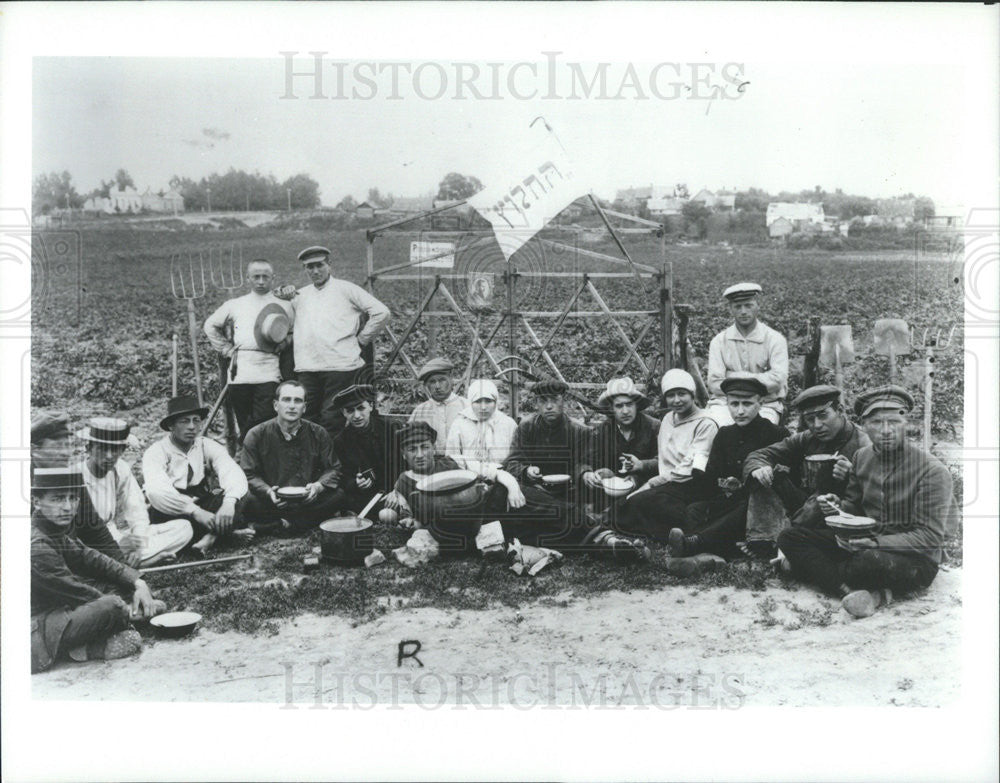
[614,369,719,542]
[583,377,661,498]
[706,282,788,427]
[667,374,789,573]
[240,380,348,531]
[333,383,402,516]
[409,357,466,454]
[142,395,251,555]
[778,386,959,618]
[31,466,160,673]
[740,384,870,556]
[502,378,594,502]
[204,258,294,440]
[275,245,390,438]
[31,411,76,468]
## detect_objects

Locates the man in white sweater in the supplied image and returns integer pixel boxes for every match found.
[204,259,293,439]
[276,246,390,437]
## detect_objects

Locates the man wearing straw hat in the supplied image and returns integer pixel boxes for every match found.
[76,417,193,567]
[706,282,788,426]
[204,259,293,440]
[778,386,959,618]
[31,465,160,673]
[142,395,250,554]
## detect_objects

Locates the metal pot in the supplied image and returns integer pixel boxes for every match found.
[319,517,374,564]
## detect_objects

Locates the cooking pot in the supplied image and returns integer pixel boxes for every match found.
[413,469,488,525]
[319,517,374,564]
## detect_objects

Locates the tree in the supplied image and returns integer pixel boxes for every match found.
[114,169,136,190]
[336,195,358,212]
[282,173,321,209]
[33,171,82,214]
[681,200,711,239]
[367,187,393,208]
[914,196,935,222]
[436,172,483,201]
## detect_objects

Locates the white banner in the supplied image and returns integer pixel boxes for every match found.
[410,240,455,268]
[468,123,586,261]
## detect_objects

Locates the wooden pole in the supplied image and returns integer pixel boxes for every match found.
[186,299,204,406]
[140,553,252,575]
[171,333,178,397]
[506,268,519,420]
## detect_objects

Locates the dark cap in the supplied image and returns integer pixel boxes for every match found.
[854,385,915,418]
[31,412,71,444]
[531,378,569,397]
[399,421,437,448]
[793,385,842,413]
[297,246,331,263]
[721,374,768,398]
[159,396,210,431]
[332,384,376,410]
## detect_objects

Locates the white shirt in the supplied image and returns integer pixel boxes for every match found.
[707,321,789,404]
[204,292,293,384]
[409,393,466,452]
[81,458,150,542]
[142,435,248,515]
[657,408,719,482]
[445,407,518,478]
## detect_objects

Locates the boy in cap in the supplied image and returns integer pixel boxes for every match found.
[333,383,402,516]
[275,245,390,437]
[204,258,294,439]
[706,282,788,426]
[778,386,959,618]
[77,417,193,567]
[31,466,160,673]
[142,395,251,555]
[240,380,349,531]
[666,374,789,571]
[582,377,661,496]
[615,369,719,541]
[409,357,466,454]
[740,384,870,556]
[502,378,594,502]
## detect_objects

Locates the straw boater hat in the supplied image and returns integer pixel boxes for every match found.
[597,377,649,411]
[253,303,291,352]
[720,373,768,398]
[723,282,762,302]
[31,466,84,491]
[77,417,136,446]
[332,384,376,410]
[159,395,210,430]
[417,357,454,382]
[297,246,331,264]
[854,385,915,419]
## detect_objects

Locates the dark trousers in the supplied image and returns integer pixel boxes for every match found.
[613,477,713,541]
[686,495,749,560]
[298,370,361,437]
[229,382,278,440]
[242,489,348,528]
[148,489,248,539]
[777,526,939,596]
[58,595,130,655]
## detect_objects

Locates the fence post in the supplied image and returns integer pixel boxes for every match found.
[803,316,821,387]
[659,265,673,369]
[506,267,519,420]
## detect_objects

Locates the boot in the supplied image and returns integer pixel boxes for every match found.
[667,527,702,558]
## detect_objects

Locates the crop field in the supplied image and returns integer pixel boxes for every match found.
[32,221,964,439]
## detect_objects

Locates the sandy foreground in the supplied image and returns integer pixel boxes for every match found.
[32,568,961,708]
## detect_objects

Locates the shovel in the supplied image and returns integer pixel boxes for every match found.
[818,326,854,388]
[873,318,910,382]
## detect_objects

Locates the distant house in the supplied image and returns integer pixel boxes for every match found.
[647,197,685,217]
[141,187,185,214]
[82,196,113,215]
[690,189,716,208]
[615,185,672,211]
[393,195,435,214]
[355,201,376,220]
[876,198,915,224]
[923,205,964,230]
[768,217,794,239]
[109,186,143,213]
[715,191,736,211]
[765,202,825,229]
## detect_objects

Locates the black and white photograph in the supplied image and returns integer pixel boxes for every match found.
[2,3,998,781]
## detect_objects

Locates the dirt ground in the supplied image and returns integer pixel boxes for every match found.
[32,567,962,708]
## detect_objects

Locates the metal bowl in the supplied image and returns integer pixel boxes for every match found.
[150,611,202,638]
[541,473,571,486]
[601,475,635,498]
[276,486,309,503]
[825,514,878,535]
[415,470,479,494]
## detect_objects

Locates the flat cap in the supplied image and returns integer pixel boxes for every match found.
[720,373,768,397]
[793,385,842,413]
[332,384,376,410]
[723,282,762,301]
[297,246,331,263]
[398,421,438,447]
[660,368,696,395]
[31,412,72,444]
[31,466,84,491]
[531,378,569,396]
[417,357,455,382]
[854,385,915,418]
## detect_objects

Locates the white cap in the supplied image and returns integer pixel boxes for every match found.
[660,368,696,395]
[723,282,762,300]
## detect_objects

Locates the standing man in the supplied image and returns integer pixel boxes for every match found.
[333,384,402,516]
[741,384,870,556]
[706,282,788,426]
[204,258,293,439]
[240,380,348,530]
[276,245,390,437]
[31,466,159,673]
[409,357,466,454]
[142,396,250,555]
[778,386,959,618]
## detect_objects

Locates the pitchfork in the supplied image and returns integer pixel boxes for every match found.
[170,251,208,406]
[911,324,959,449]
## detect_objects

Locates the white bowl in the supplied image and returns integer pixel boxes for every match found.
[601,476,635,497]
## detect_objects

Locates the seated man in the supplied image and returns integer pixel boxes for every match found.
[706,282,788,426]
[667,375,789,570]
[582,377,660,504]
[502,378,593,503]
[142,395,250,555]
[31,466,159,673]
[385,423,645,559]
[240,380,348,530]
[333,383,402,517]
[409,357,466,454]
[445,379,518,475]
[741,385,871,556]
[614,369,719,542]
[77,417,193,567]
[778,386,959,619]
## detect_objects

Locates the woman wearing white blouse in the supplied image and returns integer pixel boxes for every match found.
[445,380,517,479]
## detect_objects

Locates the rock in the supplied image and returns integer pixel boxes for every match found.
[364,550,386,568]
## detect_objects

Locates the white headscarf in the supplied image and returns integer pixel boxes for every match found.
[466,379,499,405]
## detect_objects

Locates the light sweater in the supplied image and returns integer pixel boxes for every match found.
[707,321,789,404]
[409,393,466,453]
[445,407,518,478]
[657,407,719,482]
[204,292,293,384]
[290,278,389,372]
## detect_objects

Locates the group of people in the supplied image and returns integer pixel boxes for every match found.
[29,249,960,673]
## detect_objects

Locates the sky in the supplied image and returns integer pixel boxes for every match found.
[33,55,971,206]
